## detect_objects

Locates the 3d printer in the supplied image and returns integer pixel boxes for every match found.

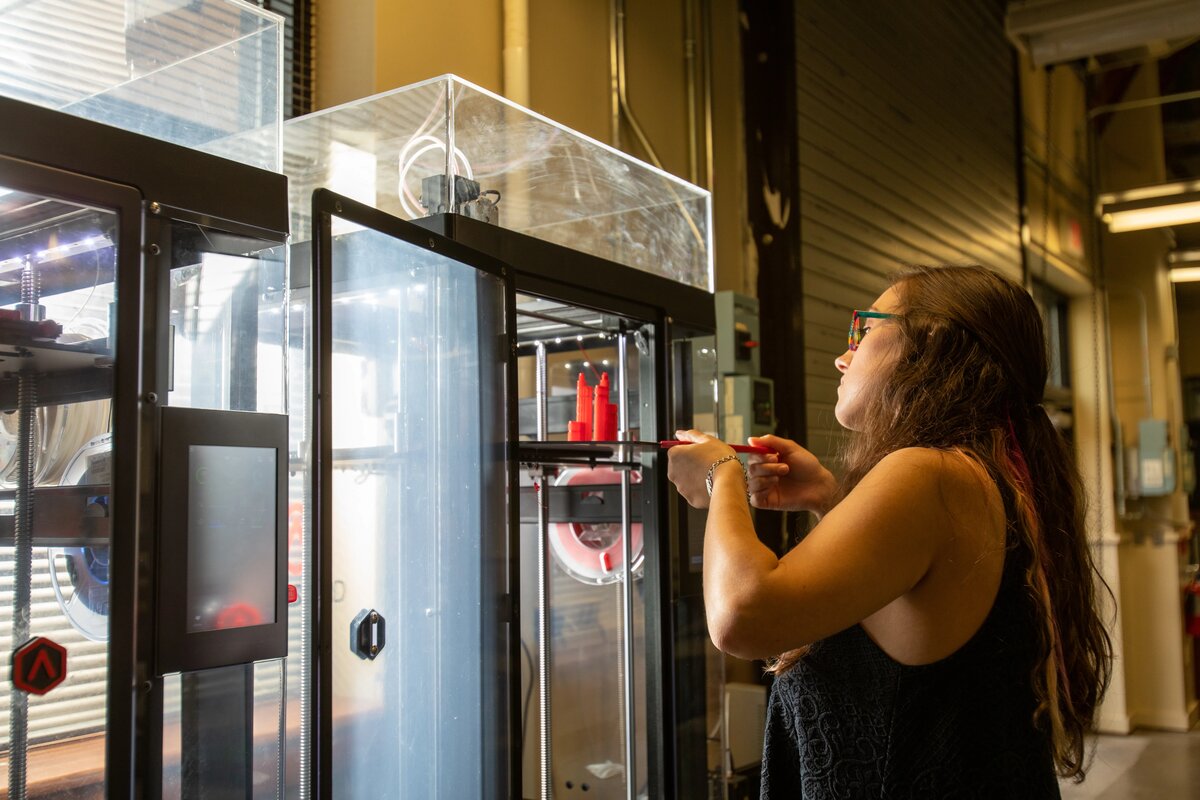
[286,76,725,799]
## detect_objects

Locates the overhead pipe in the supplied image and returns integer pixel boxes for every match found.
[699,0,714,192]
[1088,88,1200,119]
[611,0,666,171]
[610,0,622,148]
[684,0,699,184]
[502,0,531,232]
[503,0,530,107]
[683,0,716,191]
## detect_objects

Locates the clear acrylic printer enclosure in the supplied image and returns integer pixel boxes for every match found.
[284,75,713,290]
[0,0,283,172]
[286,74,721,798]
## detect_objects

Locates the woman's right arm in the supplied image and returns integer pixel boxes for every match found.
[704,447,952,659]
[745,434,839,518]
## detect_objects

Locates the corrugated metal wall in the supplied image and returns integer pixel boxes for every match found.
[795,1,1022,462]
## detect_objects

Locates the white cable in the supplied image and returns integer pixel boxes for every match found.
[396,135,475,219]
[398,141,446,219]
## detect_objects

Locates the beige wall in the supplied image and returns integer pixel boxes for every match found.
[527,0,611,142]
[315,0,376,109]
[375,1,504,95]
[317,0,505,107]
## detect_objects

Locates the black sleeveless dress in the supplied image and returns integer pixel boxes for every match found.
[760,535,1061,799]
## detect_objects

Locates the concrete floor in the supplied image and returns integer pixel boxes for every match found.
[1059,730,1200,799]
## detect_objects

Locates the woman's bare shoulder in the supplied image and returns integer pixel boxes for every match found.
[860,447,1002,524]
[864,446,988,484]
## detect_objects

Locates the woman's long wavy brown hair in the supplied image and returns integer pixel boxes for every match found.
[767,265,1111,781]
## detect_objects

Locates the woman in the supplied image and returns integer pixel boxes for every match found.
[667,266,1111,798]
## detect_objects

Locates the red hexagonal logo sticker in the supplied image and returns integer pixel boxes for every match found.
[12,637,67,695]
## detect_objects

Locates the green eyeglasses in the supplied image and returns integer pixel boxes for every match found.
[848,310,896,351]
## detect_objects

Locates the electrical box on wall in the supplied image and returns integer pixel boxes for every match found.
[716,291,762,377]
[1136,418,1176,497]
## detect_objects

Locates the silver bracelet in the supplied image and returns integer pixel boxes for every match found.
[705,453,749,501]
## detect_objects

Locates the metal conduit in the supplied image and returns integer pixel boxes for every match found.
[684,0,716,191]
[700,0,715,192]
[684,0,699,184]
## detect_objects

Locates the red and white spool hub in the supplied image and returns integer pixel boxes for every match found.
[548,466,643,585]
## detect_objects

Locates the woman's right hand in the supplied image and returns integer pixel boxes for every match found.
[746,434,838,517]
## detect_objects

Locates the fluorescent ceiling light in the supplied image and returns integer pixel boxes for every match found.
[1103,200,1200,232]
[1006,0,1200,68]
[1168,266,1200,283]
[1097,182,1200,233]
[1169,249,1200,265]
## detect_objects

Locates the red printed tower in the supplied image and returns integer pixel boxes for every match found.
[593,373,617,441]
[566,371,618,441]
[568,372,592,441]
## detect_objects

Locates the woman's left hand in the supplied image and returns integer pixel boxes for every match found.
[666,429,737,508]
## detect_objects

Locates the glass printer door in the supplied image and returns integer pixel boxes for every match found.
[0,155,140,798]
[312,191,513,798]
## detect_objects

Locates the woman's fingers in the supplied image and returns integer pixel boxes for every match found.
[747,470,779,490]
[747,461,788,478]
[749,434,796,451]
[745,450,776,467]
[674,428,717,445]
